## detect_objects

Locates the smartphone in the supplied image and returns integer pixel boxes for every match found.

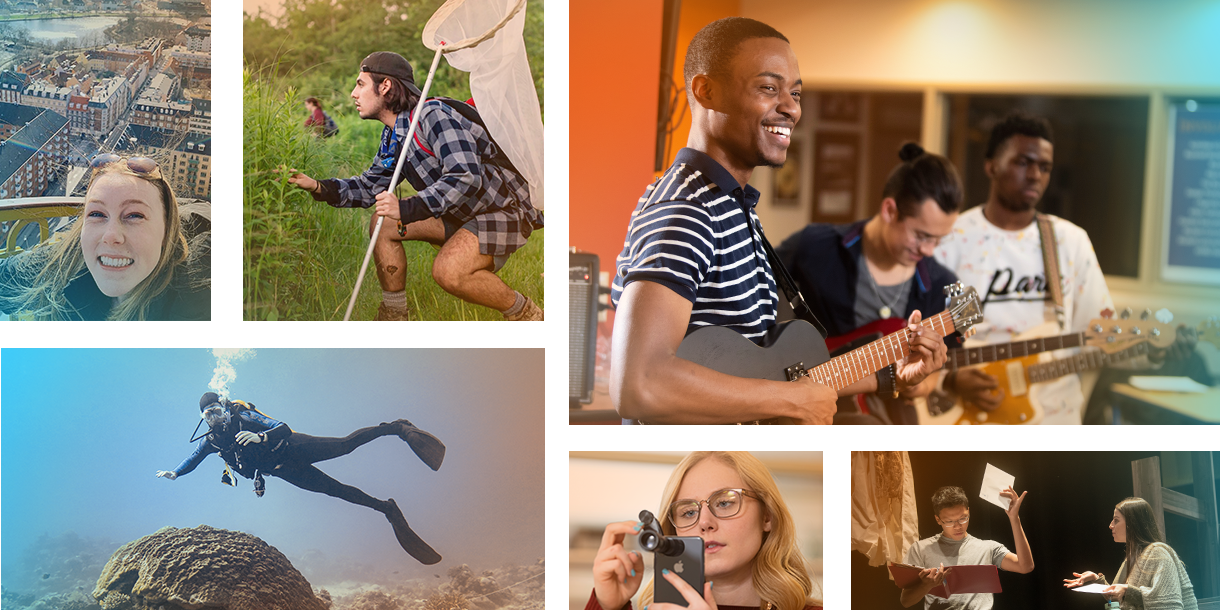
[654,536,704,607]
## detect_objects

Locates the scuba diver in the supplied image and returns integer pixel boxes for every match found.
[155,392,446,565]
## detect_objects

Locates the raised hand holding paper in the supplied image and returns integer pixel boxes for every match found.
[980,463,1016,509]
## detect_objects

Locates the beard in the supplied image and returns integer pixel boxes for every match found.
[996,188,1038,213]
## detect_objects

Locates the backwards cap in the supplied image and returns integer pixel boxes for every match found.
[360,51,424,98]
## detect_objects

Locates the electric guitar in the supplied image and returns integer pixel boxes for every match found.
[915,315,1176,425]
[661,282,983,424]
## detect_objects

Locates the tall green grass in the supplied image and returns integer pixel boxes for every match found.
[243,71,544,321]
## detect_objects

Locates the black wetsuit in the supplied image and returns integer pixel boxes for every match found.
[173,404,398,513]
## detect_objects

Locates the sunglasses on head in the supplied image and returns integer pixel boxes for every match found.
[90,153,159,175]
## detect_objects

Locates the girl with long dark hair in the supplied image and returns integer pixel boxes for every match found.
[1063,497,1199,609]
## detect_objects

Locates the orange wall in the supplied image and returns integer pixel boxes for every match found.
[570,0,664,273]
[663,0,740,168]
[572,1,742,343]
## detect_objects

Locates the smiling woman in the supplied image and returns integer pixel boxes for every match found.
[0,156,210,320]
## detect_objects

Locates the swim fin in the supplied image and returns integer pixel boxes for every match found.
[388,419,446,471]
[384,498,442,565]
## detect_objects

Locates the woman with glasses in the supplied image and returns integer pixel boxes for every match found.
[590,451,822,610]
[1063,497,1198,610]
[0,154,209,320]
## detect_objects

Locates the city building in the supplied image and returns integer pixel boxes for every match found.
[0,107,70,199]
[0,101,43,139]
[189,97,209,133]
[118,124,209,199]
[0,70,29,104]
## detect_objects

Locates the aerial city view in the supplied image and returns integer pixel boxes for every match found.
[0,0,210,205]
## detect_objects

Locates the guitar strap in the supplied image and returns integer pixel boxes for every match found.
[1035,213,1066,331]
[750,215,829,339]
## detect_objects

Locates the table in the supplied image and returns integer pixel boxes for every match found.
[1109,383,1220,423]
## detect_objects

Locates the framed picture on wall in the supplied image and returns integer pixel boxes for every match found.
[813,132,859,222]
[1162,100,1220,286]
[773,142,802,206]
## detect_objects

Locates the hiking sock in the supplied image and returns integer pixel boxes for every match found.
[382,290,408,310]
[501,291,526,316]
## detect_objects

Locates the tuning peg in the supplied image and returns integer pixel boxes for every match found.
[1131,326,1142,335]
[1120,307,1132,320]
[1092,323,1103,333]
[1111,325,1123,334]
[1140,308,1152,321]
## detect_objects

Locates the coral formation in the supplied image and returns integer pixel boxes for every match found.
[91,525,328,610]
[423,591,469,610]
[344,589,401,610]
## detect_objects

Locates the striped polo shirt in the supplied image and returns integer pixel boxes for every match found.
[611,148,779,344]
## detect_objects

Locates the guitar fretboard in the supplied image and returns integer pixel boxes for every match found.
[947,332,1085,371]
[807,310,955,391]
[1027,342,1150,384]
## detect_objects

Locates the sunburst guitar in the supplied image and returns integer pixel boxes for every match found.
[915,315,1176,425]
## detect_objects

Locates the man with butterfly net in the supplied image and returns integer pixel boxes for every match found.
[288,51,543,321]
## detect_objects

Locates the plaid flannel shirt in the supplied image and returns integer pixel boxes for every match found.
[313,100,542,257]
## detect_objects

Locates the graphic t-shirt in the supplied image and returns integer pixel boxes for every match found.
[934,206,1114,424]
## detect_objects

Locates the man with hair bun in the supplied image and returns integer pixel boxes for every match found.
[288,51,543,321]
[934,111,1114,424]
[610,17,948,425]
[778,142,961,424]
[901,484,1034,609]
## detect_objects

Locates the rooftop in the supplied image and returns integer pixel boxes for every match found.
[0,102,45,128]
[0,108,69,185]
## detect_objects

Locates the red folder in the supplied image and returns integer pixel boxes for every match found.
[888,562,1002,599]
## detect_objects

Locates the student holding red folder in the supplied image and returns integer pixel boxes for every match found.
[898,485,1034,609]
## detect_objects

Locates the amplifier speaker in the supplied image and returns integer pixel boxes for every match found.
[569,250,599,407]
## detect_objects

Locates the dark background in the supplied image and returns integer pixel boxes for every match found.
[852,451,1217,609]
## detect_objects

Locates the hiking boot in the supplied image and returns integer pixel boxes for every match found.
[385,419,445,471]
[382,498,442,565]
[374,302,411,321]
[504,296,543,321]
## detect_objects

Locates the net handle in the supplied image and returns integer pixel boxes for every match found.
[423,0,527,51]
[343,45,445,322]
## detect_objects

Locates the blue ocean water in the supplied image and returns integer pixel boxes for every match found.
[0,348,545,596]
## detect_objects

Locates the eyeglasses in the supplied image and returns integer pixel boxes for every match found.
[91,153,159,176]
[938,514,970,527]
[906,223,945,247]
[668,488,760,529]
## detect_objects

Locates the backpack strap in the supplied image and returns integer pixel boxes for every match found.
[408,97,521,175]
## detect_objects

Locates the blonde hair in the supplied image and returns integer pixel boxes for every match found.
[638,452,820,610]
[2,159,191,320]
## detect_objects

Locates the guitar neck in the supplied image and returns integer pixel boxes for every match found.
[1027,342,1151,384]
[946,332,1086,371]
[808,310,954,391]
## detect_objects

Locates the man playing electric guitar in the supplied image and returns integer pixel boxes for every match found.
[609,17,948,424]
[934,112,1115,424]
[777,143,963,424]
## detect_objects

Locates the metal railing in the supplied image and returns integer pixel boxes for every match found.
[0,196,80,258]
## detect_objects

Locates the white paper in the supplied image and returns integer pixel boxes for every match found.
[1070,584,1109,594]
[1129,376,1211,393]
[979,463,1016,510]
